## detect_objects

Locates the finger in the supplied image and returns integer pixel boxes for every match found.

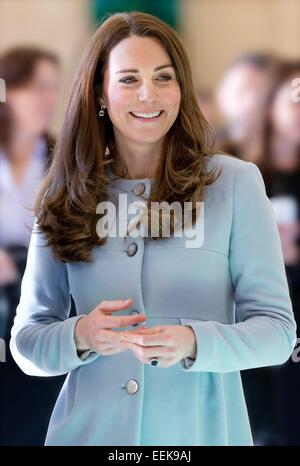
[125,326,161,334]
[97,299,133,314]
[119,325,148,334]
[101,313,148,329]
[97,328,147,345]
[95,327,148,345]
[121,342,173,359]
[118,331,171,347]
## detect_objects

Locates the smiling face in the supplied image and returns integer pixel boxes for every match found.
[101,35,181,148]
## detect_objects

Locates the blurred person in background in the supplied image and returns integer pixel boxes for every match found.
[0,46,65,445]
[215,52,281,165]
[260,60,300,209]
[258,60,300,445]
[215,53,296,445]
[217,57,300,445]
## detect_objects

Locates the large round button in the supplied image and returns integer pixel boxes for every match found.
[125,379,139,394]
[127,242,138,257]
[133,183,146,197]
[130,309,140,326]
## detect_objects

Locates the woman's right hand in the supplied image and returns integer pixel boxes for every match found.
[74,298,147,355]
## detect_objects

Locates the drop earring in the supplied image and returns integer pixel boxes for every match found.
[98,105,106,117]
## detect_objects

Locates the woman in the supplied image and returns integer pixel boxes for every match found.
[257,60,300,445]
[215,52,281,165]
[260,60,300,268]
[0,46,59,275]
[10,12,296,446]
[0,46,64,445]
[222,59,300,446]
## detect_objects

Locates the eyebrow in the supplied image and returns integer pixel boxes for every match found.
[115,64,174,74]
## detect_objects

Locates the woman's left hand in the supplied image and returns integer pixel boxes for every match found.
[118,325,197,368]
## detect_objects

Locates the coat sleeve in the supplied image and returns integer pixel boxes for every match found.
[9,218,100,377]
[179,161,297,373]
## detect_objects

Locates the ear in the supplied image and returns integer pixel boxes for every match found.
[99,97,106,108]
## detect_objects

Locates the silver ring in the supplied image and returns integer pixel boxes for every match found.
[149,358,160,367]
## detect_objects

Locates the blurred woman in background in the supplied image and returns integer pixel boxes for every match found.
[260,61,300,210]
[215,53,300,445]
[215,52,281,165]
[258,61,300,445]
[0,46,64,445]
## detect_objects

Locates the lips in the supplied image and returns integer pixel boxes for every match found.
[129,110,164,120]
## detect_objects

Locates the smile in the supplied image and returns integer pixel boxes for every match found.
[129,110,164,121]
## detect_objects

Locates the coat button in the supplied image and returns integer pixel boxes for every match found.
[130,309,140,326]
[127,242,138,257]
[133,182,146,197]
[125,379,139,394]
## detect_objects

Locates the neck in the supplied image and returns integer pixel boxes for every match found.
[112,136,162,179]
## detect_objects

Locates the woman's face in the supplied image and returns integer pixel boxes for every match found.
[7,59,60,135]
[101,35,181,147]
[270,77,300,144]
[216,63,269,141]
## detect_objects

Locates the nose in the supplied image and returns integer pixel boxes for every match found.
[138,79,157,102]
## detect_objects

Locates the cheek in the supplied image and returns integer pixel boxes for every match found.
[165,85,181,111]
[242,93,258,116]
[9,93,36,122]
[9,95,50,133]
[36,97,56,119]
[218,87,239,116]
[107,86,130,119]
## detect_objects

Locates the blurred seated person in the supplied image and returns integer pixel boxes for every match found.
[0,46,66,445]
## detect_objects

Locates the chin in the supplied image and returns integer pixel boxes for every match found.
[126,131,161,142]
[135,136,162,144]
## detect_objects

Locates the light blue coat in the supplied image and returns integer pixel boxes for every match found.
[10,153,297,446]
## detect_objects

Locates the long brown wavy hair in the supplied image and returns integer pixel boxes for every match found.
[34,11,220,263]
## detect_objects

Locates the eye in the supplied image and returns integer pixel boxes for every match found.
[157,74,172,81]
[120,73,172,84]
[119,76,137,84]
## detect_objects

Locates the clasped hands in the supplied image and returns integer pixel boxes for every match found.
[75,298,197,368]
